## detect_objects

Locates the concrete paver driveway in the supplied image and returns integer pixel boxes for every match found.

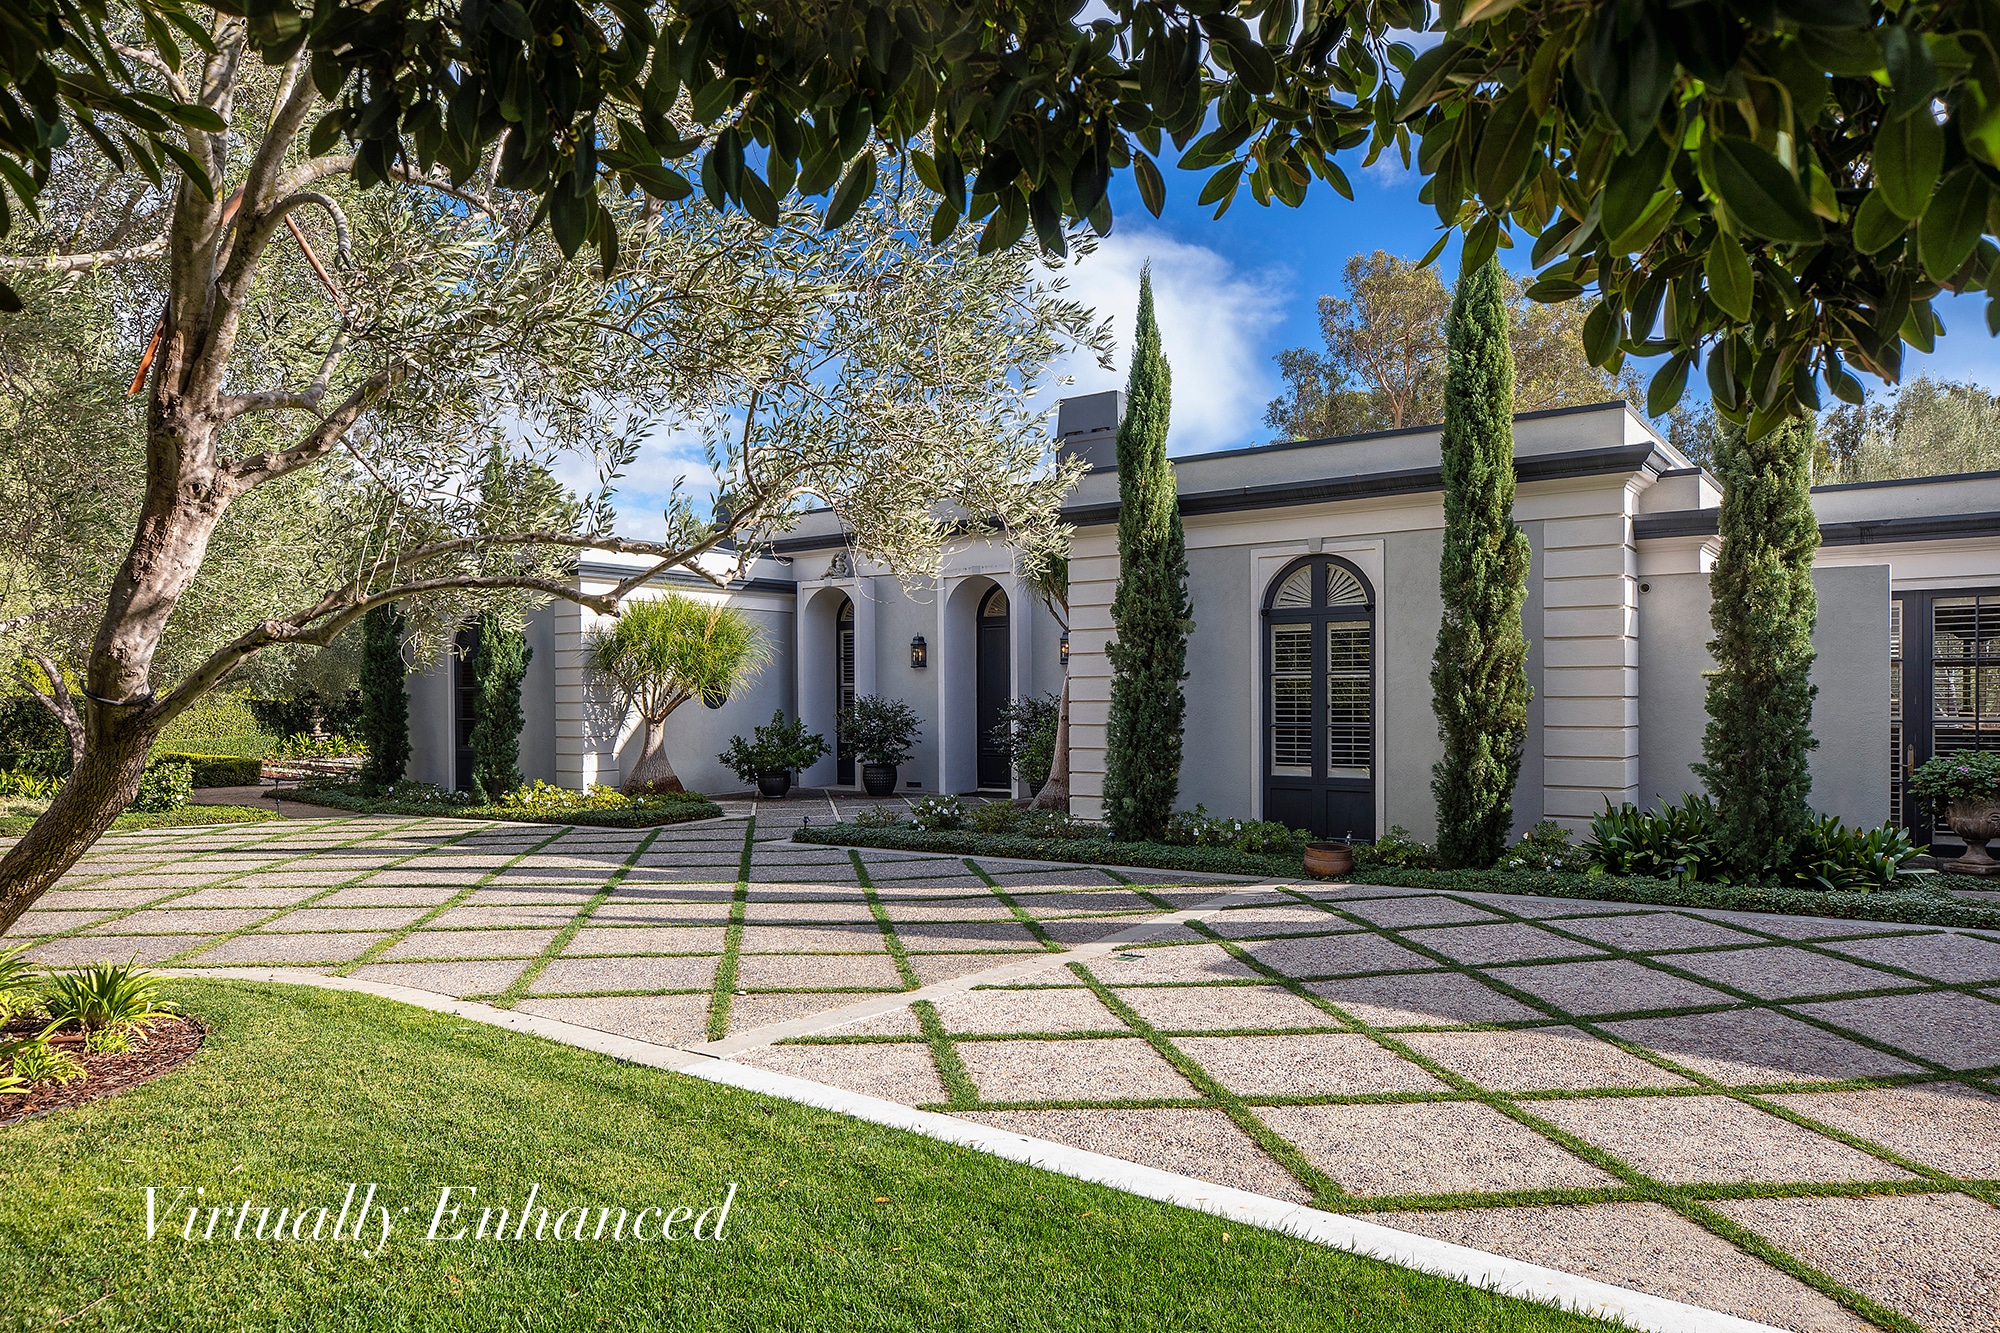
[9,804,2000,1333]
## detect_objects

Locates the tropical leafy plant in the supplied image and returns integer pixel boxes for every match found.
[3,1036,84,1089]
[0,942,43,1022]
[1585,796,1727,884]
[838,696,923,768]
[1789,817,1928,893]
[267,733,367,761]
[41,962,178,1037]
[491,781,709,817]
[719,711,829,783]
[587,594,769,794]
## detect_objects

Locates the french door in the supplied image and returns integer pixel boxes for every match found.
[1262,555,1376,839]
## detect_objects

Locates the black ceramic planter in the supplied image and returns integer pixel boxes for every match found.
[860,763,897,798]
[756,771,792,799]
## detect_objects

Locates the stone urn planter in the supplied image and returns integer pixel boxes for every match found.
[1303,840,1354,879]
[1947,797,2000,875]
[756,771,792,799]
[861,763,898,798]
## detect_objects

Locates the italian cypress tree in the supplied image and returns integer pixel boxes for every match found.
[468,611,532,803]
[1694,416,1820,877]
[356,604,411,791]
[1102,265,1191,841]
[1431,258,1532,869]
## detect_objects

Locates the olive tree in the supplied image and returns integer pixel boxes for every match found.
[0,17,1110,931]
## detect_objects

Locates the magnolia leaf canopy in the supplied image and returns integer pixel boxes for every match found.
[6,3,2000,431]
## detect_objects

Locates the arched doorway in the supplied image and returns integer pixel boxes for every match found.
[1262,556,1375,838]
[976,586,1011,789]
[835,596,856,785]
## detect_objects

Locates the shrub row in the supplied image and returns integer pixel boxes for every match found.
[792,822,1306,878]
[286,781,724,828]
[0,804,274,837]
[1334,865,2000,930]
[150,752,263,788]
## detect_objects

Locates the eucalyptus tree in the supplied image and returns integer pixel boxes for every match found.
[0,21,1109,930]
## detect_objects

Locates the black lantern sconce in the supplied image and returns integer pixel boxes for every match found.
[702,687,729,710]
[909,635,928,669]
[1059,632,1070,669]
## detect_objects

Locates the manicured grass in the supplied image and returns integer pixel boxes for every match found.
[0,804,276,837]
[284,783,725,828]
[0,980,1614,1333]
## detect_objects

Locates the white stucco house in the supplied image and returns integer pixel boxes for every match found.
[407,392,2000,849]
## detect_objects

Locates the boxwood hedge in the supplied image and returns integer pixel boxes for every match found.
[153,752,265,788]
[791,823,1305,878]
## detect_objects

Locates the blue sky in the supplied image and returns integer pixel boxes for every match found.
[591,144,2000,535]
[1049,144,2000,458]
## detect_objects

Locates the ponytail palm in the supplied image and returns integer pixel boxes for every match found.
[586,595,769,794]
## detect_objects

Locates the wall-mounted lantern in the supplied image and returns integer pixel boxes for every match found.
[909,635,928,669]
[1059,632,1070,669]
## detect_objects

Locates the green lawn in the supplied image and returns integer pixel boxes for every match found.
[0,804,275,837]
[1,981,1615,1332]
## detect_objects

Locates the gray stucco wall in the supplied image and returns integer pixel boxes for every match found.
[1637,564,1889,825]
[1514,520,1546,838]
[1177,546,1254,816]
[521,608,557,785]
[1383,527,1447,843]
[875,582,940,790]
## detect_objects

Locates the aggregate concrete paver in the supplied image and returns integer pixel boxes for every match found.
[75,811,1998,1333]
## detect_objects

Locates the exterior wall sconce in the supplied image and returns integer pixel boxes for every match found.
[910,635,928,669]
[702,688,728,710]
[1059,632,1070,669]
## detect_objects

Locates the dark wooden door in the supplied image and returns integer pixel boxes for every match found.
[835,597,856,785]
[452,624,480,793]
[976,587,1011,789]
[1262,557,1375,839]
[1896,588,2000,852]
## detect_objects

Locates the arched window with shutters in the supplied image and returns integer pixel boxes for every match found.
[1262,555,1376,839]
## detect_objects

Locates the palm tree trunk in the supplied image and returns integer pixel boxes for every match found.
[623,716,684,794]
[1030,677,1070,812]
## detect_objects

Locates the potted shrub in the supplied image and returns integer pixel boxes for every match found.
[838,695,921,798]
[990,694,1059,795]
[719,711,828,799]
[1910,750,2000,875]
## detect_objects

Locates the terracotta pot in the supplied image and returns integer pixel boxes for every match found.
[860,763,898,798]
[1947,796,2000,876]
[756,771,792,799]
[1303,840,1354,879]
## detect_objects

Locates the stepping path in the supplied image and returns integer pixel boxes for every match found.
[9,806,2000,1333]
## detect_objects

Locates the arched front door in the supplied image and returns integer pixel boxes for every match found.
[976,586,1011,789]
[1262,556,1376,839]
[835,596,856,785]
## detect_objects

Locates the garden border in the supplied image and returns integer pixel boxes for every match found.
[793,825,2000,930]
[277,784,726,828]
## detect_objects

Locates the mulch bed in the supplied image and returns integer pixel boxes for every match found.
[1,1016,205,1126]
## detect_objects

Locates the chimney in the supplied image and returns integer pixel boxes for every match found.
[1055,390,1123,472]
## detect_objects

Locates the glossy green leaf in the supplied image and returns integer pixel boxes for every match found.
[1874,109,1942,219]
[1918,168,1990,281]
[1853,188,1908,254]
[1473,89,1538,206]
[1133,152,1166,218]
[1646,350,1693,417]
[1703,231,1754,322]
[1601,130,1672,246]
[1707,137,1822,244]
[823,152,877,231]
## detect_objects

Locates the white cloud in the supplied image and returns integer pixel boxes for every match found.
[1045,228,1288,455]
[546,418,717,541]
